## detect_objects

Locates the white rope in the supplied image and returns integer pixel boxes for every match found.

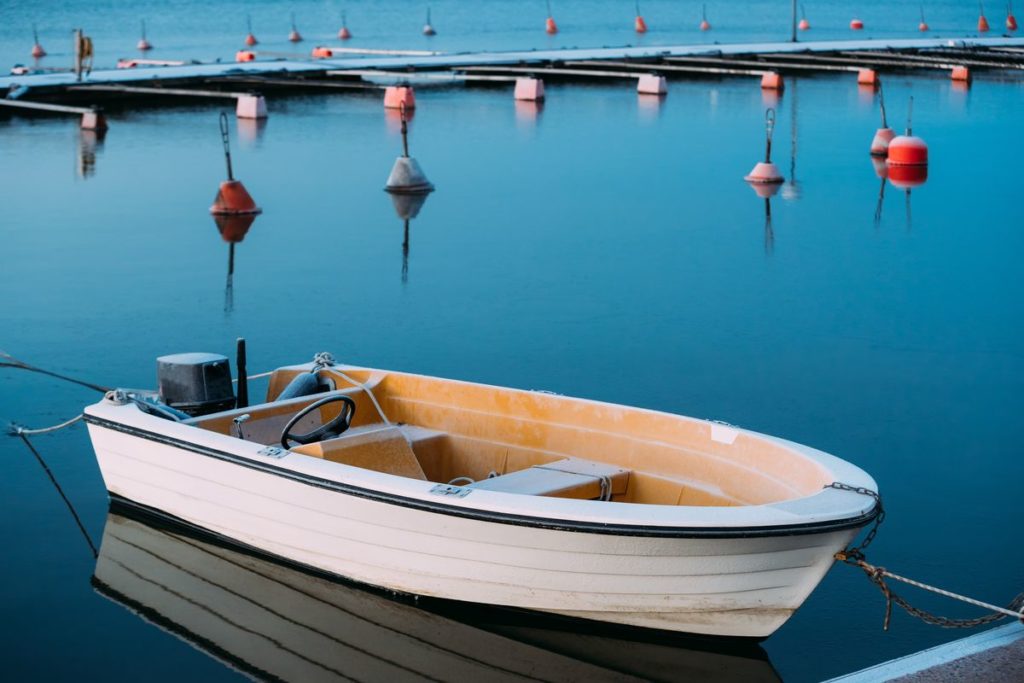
[878,567,1024,620]
[9,414,84,436]
[331,368,391,426]
[231,370,274,384]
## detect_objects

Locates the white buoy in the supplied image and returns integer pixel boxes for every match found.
[385,104,434,193]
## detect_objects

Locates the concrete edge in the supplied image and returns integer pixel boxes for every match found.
[824,622,1024,683]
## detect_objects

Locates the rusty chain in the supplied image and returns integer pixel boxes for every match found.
[827,481,1024,630]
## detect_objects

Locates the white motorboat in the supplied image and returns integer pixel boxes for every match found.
[84,351,879,638]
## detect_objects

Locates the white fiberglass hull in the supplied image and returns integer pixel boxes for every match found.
[84,399,874,639]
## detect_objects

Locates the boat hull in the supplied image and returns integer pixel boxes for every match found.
[86,416,862,638]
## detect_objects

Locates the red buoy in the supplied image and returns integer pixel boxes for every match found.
[634,0,648,32]
[235,50,256,63]
[798,4,810,30]
[919,7,929,31]
[137,20,152,51]
[745,109,784,185]
[1008,2,1019,29]
[339,12,352,39]
[30,25,45,58]
[700,4,712,30]
[211,113,261,216]
[978,2,991,31]
[951,65,972,82]
[850,18,864,30]
[887,96,928,167]
[545,0,558,33]
[245,15,258,46]
[288,14,303,42]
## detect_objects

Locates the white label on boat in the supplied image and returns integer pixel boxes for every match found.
[430,484,471,498]
[257,446,289,460]
[710,423,739,445]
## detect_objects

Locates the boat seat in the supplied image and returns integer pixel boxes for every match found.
[467,458,629,500]
[293,425,427,480]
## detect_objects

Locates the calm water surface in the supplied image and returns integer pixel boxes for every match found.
[1,2,1023,681]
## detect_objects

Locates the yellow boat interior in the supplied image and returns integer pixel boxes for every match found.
[189,366,833,507]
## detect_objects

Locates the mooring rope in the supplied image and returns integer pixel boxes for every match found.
[15,433,98,559]
[829,482,1024,630]
[8,414,84,436]
[0,350,109,393]
[312,352,392,426]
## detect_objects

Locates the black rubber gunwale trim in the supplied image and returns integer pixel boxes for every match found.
[85,413,879,538]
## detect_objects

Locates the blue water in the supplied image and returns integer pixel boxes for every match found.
[2,2,1023,681]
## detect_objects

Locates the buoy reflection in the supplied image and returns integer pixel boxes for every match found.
[236,117,268,148]
[515,99,544,126]
[76,128,106,180]
[389,192,431,284]
[213,213,257,313]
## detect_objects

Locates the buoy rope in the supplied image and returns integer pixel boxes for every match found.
[8,413,84,436]
[0,350,110,393]
[829,482,1024,630]
[15,433,98,559]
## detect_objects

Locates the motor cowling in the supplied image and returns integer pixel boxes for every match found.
[157,352,235,416]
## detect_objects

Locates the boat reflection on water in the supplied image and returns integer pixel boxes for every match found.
[213,214,257,312]
[92,507,781,683]
[77,128,107,179]
[389,191,430,283]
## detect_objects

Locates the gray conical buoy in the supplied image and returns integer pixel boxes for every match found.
[385,104,434,194]
[386,156,434,193]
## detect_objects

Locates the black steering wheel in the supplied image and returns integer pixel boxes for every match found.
[280,395,356,449]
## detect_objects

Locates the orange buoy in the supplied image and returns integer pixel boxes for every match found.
[339,11,352,39]
[235,50,256,63]
[545,0,559,33]
[857,68,879,86]
[635,0,648,32]
[978,1,991,31]
[30,25,46,58]
[951,65,972,82]
[745,109,784,185]
[312,46,333,58]
[384,85,416,110]
[700,4,712,30]
[798,4,810,30]
[289,13,303,42]
[211,113,262,216]
[214,213,256,244]
[887,96,928,167]
[423,8,437,35]
[1008,1,1018,29]
[137,20,152,51]
[760,72,784,91]
[244,15,258,46]
[918,6,929,31]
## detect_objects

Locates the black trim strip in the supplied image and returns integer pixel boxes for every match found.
[84,413,879,539]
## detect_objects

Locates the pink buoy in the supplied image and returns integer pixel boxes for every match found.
[30,25,46,58]
[545,0,558,33]
[745,109,784,184]
[288,13,303,42]
[384,86,416,110]
[637,74,667,95]
[919,7,930,31]
[514,77,546,101]
[137,20,152,51]
[700,4,712,30]
[244,15,258,46]
[338,11,352,39]
[798,3,810,30]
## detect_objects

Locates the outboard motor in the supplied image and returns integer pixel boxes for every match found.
[157,353,236,416]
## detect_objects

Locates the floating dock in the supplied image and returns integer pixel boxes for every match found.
[3,36,1023,104]
[828,622,1024,682]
